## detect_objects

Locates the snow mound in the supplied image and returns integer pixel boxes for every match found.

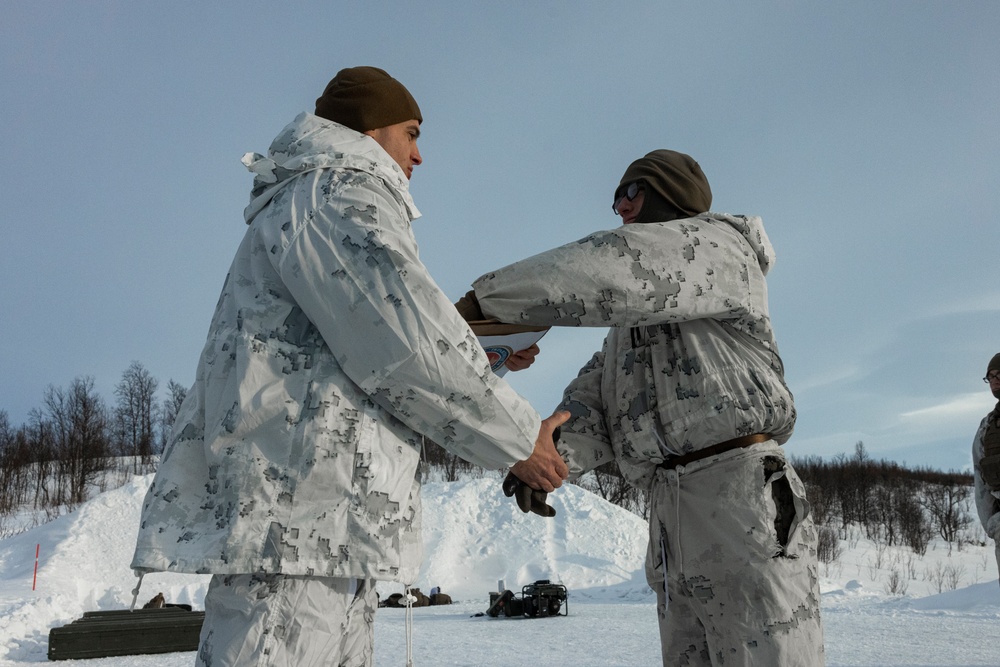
[404,478,652,602]
[0,475,652,659]
[908,581,1000,615]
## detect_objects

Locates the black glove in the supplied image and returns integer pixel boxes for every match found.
[503,425,562,517]
[503,472,556,517]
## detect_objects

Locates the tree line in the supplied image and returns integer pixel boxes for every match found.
[426,439,981,556]
[0,362,186,530]
[795,441,976,560]
[2,368,983,571]
[428,437,984,584]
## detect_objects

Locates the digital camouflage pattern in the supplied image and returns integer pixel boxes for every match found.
[650,443,823,665]
[131,113,540,584]
[473,213,796,488]
[197,574,376,667]
[475,214,824,664]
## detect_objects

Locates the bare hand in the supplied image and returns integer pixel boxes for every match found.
[511,410,570,492]
[504,343,540,372]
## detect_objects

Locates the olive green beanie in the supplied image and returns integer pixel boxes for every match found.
[617,150,712,224]
[315,66,422,133]
[989,353,1000,375]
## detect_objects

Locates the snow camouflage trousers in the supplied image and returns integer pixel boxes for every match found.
[196,574,376,667]
[646,440,825,666]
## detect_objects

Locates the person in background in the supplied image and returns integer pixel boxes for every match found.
[130,66,567,667]
[972,353,1000,584]
[471,149,825,665]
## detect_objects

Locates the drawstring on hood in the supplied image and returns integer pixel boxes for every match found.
[241,112,420,227]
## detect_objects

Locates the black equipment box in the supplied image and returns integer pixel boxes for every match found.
[47,606,204,661]
[521,580,568,617]
[487,589,524,617]
[485,579,568,619]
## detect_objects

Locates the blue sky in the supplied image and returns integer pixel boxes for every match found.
[2,1,997,471]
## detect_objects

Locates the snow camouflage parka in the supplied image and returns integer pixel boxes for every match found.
[473,214,795,488]
[131,113,540,583]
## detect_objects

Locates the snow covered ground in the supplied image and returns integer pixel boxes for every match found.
[1,474,998,666]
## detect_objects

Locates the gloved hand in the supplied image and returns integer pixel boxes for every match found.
[454,290,486,322]
[503,471,556,517]
[504,425,560,517]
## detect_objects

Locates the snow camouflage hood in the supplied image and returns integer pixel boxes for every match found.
[241,112,420,227]
[722,212,775,276]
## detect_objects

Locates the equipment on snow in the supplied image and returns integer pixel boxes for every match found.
[47,606,204,660]
[483,579,568,618]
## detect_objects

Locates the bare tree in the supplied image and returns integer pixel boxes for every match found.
[24,408,55,510]
[159,379,188,453]
[896,484,931,555]
[114,361,159,472]
[575,461,650,519]
[0,411,27,515]
[816,525,842,568]
[921,482,973,547]
[43,377,110,506]
[420,438,482,482]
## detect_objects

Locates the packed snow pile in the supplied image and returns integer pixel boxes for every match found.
[0,474,650,661]
[3,473,1000,666]
[406,475,651,602]
[0,477,206,661]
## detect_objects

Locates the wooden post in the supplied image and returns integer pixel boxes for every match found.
[32,544,39,591]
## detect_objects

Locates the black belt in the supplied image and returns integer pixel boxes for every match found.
[659,433,772,470]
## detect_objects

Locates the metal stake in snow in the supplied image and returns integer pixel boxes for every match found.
[32,544,39,591]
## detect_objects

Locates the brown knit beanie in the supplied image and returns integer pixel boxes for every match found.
[616,150,712,223]
[988,353,1000,375]
[314,66,422,133]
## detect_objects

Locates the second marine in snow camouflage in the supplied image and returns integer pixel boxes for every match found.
[474,150,825,666]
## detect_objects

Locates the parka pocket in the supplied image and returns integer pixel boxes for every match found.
[762,456,811,558]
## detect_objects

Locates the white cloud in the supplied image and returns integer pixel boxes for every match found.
[920,294,1000,320]
[792,363,865,394]
[898,392,994,424]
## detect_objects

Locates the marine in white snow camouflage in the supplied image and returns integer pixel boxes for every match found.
[474,213,795,488]
[131,112,541,584]
[475,208,825,664]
